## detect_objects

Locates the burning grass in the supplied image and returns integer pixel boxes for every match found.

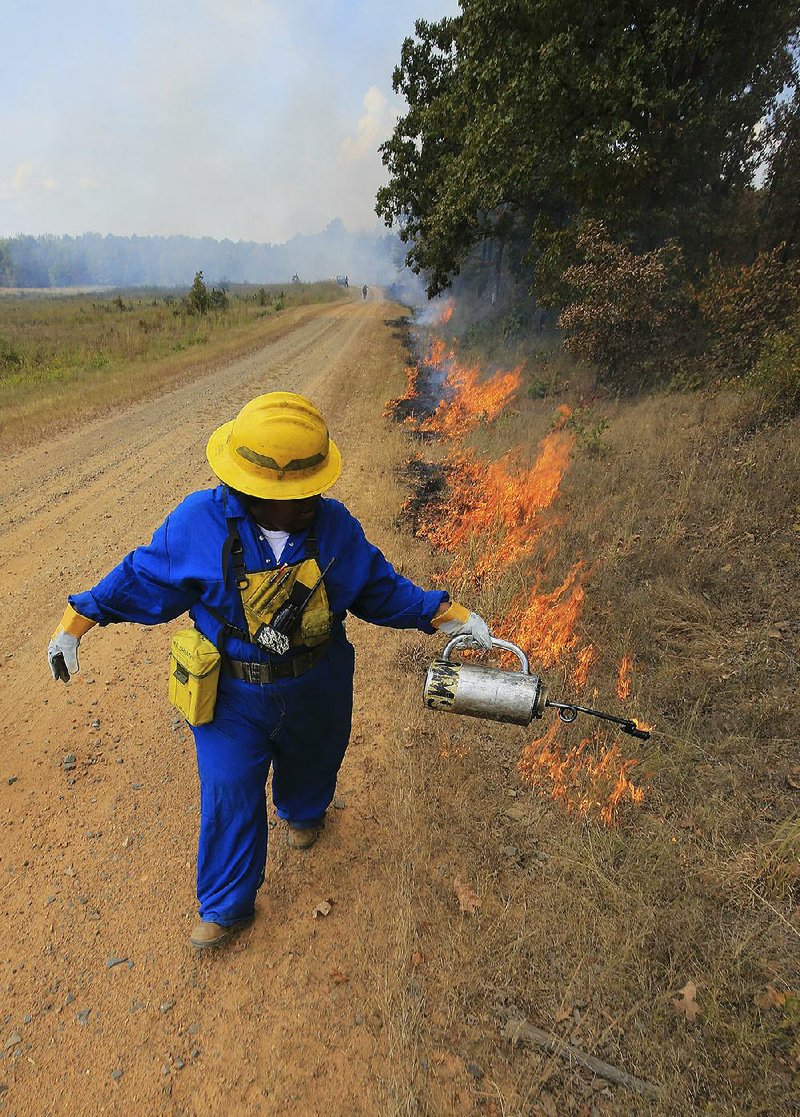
[518,723,646,826]
[381,303,800,1113]
[408,427,575,586]
[419,358,523,438]
[395,317,647,827]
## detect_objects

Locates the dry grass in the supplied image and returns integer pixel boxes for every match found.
[375,314,800,1115]
[0,283,346,450]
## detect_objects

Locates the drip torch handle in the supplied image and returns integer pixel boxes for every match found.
[442,635,530,674]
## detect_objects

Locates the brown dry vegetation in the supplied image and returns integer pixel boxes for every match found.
[0,283,346,450]
[381,319,800,1114]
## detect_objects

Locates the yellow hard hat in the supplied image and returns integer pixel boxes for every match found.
[206,392,342,499]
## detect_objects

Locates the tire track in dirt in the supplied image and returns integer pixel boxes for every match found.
[0,297,428,1116]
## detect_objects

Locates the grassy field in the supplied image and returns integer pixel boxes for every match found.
[383,310,800,1113]
[0,282,346,450]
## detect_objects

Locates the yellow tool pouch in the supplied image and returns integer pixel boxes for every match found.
[240,558,332,649]
[168,628,221,726]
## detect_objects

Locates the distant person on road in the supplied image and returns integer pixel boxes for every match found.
[47,392,492,949]
[361,284,368,300]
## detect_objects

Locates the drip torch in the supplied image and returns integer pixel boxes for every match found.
[423,636,651,741]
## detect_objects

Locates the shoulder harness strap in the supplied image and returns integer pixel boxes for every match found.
[209,508,250,645]
[304,527,319,560]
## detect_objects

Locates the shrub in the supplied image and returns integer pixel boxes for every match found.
[209,286,229,311]
[698,248,800,381]
[744,313,800,413]
[501,307,524,347]
[558,221,693,391]
[562,405,610,457]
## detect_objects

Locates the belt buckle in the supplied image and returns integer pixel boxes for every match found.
[244,661,262,685]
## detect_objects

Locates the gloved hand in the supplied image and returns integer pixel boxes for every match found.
[431,601,493,650]
[48,606,96,684]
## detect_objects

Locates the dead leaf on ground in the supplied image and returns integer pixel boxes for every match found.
[410,949,425,967]
[672,980,701,1022]
[453,877,481,914]
[786,767,800,791]
[330,967,349,984]
[553,1002,573,1025]
[312,899,332,918]
[754,985,787,1010]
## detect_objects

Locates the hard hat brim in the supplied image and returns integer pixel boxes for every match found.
[206,419,342,499]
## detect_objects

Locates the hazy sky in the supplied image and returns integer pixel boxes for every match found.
[0,0,459,243]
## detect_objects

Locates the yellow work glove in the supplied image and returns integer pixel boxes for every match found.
[432,601,492,650]
[48,605,96,684]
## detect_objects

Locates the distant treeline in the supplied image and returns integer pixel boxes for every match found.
[0,219,402,288]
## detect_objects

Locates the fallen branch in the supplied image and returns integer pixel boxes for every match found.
[502,1016,660,1098]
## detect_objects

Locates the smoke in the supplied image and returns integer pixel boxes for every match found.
[0,0,460,243]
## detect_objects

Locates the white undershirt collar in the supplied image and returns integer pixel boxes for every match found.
[257,526,291,562]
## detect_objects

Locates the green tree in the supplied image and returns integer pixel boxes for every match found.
[0,240,13,286]
[762,97,800,261]
[377,2,800,296]
[187,270,210,315]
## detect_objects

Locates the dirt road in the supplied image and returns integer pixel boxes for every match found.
[0,298,439,1115]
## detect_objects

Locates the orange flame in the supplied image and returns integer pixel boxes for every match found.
[420,358,522,438]
[415,427,574,584]
[427,335,450,368]
[571,644,596,689]
[501,564,585,670]
[388,309,648,826]
[518,723,646,826]
[439,302,454,324]
[616,656,633,700]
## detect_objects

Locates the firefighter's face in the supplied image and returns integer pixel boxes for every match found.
[247,495,320,533]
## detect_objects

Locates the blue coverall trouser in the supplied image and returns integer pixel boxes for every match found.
[191,638,355,925]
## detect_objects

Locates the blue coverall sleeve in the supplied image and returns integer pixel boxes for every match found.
[342,512,447,632]
[69,513,202,626]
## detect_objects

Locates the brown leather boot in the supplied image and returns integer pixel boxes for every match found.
[190,915,253,949]
[286,824,321,850]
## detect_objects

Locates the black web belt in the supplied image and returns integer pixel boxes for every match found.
[223,639,331,684]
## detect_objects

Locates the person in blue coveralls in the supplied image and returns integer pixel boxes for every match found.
[47,392,492,949]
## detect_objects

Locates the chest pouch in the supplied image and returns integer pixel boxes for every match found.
[239,557,332,649]
[169,628,221,726]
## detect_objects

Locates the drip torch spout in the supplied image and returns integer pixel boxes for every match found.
[545,700,651,741]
